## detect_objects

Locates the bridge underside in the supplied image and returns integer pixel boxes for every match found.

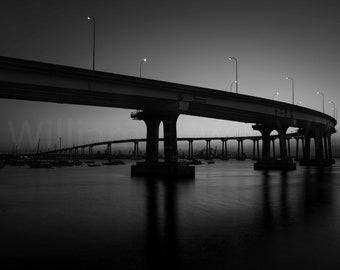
[0,56,337,178]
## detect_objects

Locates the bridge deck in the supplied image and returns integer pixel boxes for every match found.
[0,56,336,128]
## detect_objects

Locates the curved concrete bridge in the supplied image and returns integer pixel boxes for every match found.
[0,56,336,177]
[40,133,302,161]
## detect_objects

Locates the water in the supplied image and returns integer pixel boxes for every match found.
[1,160,340,269]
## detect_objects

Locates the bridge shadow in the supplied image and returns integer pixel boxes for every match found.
[132,177,194,270]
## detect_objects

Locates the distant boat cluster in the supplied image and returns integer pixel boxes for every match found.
[0,158,126,169]
[0,157,219,169]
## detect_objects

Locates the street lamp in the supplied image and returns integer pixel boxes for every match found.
[229,57,238,93]
[139,58,147,78]
[230,81,236,92]
[87,16,96,71]
[335,108,338,120]
[329,101,336,118]
[272,91,279,100]
[317,91,325,113]
[285,76,294,104]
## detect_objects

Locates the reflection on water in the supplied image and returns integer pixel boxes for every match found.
[1,160,340,269]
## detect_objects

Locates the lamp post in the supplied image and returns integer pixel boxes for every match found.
[87,16,96,71]
[139,58,147,78]
[335,108,338,120]
[329,101,336,118]
[229,57,238,93]
[285,77,294,104]
[272,91,279,100]
[317,91,325,113]
[230,81,236,92]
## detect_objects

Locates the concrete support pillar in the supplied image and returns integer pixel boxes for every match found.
[191,140,194,159]
[252,124,274,162]
[253,123,295,170]
[302,124,312,161]
[133,140,140,159]
[252,140,256,159]
[295,138,299,160]
[131,108,194,178]
[188,139,194,159]
[301,138,305,156]
[300,124,335,166]
[276,121,289,161]
[303,136,311,160]
[241,140,244,159]
[162,114,179,163]
[237,139,244,159]
[205,139,211,159]
[262,132,272,161]
[132,110,180,164]
[256,140,260,159]
[107,143,112,157]
[323,136,328,160]
[144,119,161,163]
[287,139,291,159]
[272,139,276,159]
[220,139,228,159]
[322,127,333,162]
[327,135,333,161]
[314,126,324,161]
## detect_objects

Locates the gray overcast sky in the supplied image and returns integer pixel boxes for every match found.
[0,0,339,152]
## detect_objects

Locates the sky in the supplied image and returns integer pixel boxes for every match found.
[0,0,340,153]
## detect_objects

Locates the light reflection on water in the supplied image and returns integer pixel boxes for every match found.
[1,160,340,269]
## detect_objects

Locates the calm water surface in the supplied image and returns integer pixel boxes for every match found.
[1,160,340,269]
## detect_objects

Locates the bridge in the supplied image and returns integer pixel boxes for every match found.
[38,133,303,161]
[0,56,336,177]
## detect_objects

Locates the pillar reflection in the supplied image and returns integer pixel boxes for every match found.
[142,178,194,270]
